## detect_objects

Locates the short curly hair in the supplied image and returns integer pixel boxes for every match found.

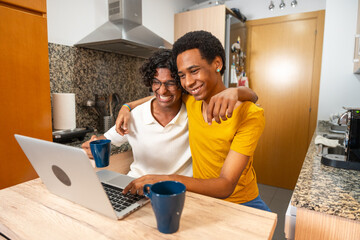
[140,49,180,92]
[172,30,226,75]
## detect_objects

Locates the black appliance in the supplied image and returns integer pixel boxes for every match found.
[321,108,360,171]
[347,109,360,164]
[52,127,93,143]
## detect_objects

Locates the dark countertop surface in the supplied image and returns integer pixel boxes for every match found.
[291,121,360,221]
[63,132,131,155]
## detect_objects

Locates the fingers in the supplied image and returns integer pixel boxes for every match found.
[206,97,215,124]
[90,135,98,141]
[122,175,167,196]
[81,135,98,159]
[115,107,131,136]
[226,100,236,119]
[123,180,145,195]
[85,150,93,159]
[115,116,125,136]
[207,88,239,124]
[121,115,129,134]
[207,96,230,124]
[81,142,93,159]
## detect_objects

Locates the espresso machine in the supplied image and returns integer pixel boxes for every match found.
[345,108,360,165]
[322,107,360,171]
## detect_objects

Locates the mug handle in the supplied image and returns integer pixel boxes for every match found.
[143,184,152,199]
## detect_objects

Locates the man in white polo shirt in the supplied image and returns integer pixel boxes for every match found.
[82,49,192,178]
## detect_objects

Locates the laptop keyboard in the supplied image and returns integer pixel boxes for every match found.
[101,182,145,212]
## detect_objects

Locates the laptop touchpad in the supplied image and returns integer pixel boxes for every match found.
[107,175,135,187]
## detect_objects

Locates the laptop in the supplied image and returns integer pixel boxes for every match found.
[14,134,149,220]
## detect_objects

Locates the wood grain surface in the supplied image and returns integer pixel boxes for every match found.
[0,152,277,240]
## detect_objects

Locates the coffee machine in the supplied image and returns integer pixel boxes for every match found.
[321,107,360,171]
[322,107,360,171]
[345,108,360,165]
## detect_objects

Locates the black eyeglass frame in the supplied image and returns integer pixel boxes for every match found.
[151,79,180,91]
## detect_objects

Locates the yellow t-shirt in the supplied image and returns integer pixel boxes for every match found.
[183,95,265,204]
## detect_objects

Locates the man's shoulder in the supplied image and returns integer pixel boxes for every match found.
[237,101,263,113]
[130,97,154,121]
[132,97,154,112]
[182,94,194,104]
[233,101,264,121]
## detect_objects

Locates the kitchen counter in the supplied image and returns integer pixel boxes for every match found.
[287,121,360,239]
[64,132,131,155]
[290,121,360,220]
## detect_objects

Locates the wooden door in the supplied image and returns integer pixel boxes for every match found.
[246,11,325,189]
[0,3,52,189]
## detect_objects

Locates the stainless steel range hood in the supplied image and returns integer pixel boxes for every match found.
[75,0,171,59]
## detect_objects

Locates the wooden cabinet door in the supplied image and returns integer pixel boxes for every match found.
[246,11,325,189]
[174,5,226,46]
[1,0,46,13]
[0,4,52,189]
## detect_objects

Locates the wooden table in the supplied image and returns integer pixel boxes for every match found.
[0,152,277,239]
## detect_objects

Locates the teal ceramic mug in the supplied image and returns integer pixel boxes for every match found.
[143,181,186,234]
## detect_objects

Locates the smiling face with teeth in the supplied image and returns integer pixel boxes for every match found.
[152,68,182,111]
[177,49,225,103]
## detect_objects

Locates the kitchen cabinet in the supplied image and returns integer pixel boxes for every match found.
[1,0,46,12]
[354,0,360,73]
[174,5,227,45]
[0,0,52,189]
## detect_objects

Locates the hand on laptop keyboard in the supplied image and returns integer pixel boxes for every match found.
[102,183,145,212]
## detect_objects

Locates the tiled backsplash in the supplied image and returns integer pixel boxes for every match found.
[48,43,151,132]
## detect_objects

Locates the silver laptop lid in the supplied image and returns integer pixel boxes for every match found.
[14,134,118,219]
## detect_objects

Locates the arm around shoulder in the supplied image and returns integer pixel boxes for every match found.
[115,95,153,135]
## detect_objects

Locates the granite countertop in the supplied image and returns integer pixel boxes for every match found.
[291,121,360,221]
[64,132,131,155]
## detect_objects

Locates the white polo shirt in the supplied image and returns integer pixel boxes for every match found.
[104,98,192,178]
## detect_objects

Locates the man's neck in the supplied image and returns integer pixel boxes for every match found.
[203,79,226,104]
[151,99,182,127]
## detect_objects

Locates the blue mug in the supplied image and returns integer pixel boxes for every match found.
[143,181,186,234]
[90,139,111,168]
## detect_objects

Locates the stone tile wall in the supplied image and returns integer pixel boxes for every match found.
[48,43,151,133]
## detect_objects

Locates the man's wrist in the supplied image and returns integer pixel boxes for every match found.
[122,103,132,112]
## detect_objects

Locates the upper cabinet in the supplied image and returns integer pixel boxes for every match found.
[1,0,46,13]
[354,0,360,73]
[174,5,227,45]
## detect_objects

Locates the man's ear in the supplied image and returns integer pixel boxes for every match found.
[213,56,223,72]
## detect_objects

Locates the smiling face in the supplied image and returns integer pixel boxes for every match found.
[176,49,224,103]
[152,68,182,110]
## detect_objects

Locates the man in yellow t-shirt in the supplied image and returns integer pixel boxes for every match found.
[122,30,270,211]
[183,94,265,204]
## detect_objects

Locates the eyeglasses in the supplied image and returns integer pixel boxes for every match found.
[152,80,179,91]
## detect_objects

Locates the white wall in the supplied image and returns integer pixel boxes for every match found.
[143,0,194,43]
[47,0,194,46]
[47,0,107,46]
[317,0,360,120]
[189,0,326,20]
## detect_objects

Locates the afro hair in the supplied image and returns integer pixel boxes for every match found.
[172,30,226,75]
